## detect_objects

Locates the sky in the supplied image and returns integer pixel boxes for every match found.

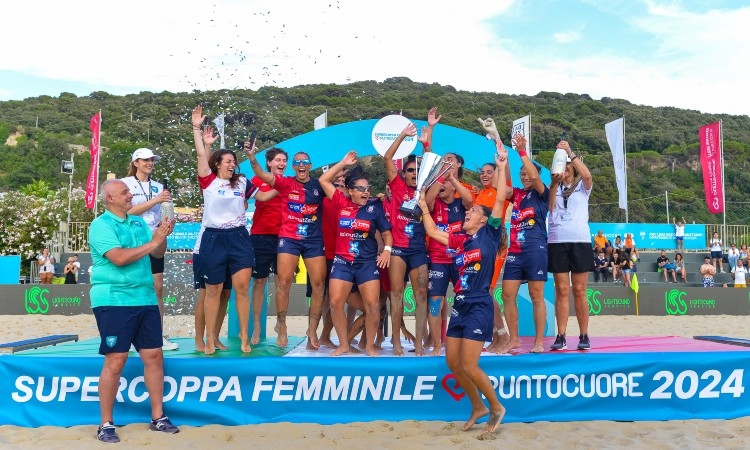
[1,0,747,116]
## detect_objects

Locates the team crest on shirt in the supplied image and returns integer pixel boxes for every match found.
[367,205,374,213]
[133,221,142,227]
[313,189,320,196]
[218,189,225,196]
[151,186,158,193]
[106,336,117,347]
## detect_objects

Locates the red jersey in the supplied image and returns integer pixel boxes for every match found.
[428,196,466,263]
[322,197,339,260]
[250,176,282,235]
[388,176,426,250]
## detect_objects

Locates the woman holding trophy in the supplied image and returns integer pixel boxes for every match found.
[382,111,447,356]
[417,144,509,435]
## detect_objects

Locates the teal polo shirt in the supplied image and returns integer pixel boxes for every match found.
[89,210,157,308]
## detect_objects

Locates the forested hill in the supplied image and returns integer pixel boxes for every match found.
[1,77,749,223]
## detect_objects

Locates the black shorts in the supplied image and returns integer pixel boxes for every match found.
[150,255,165,275]
[251,234,279,279]
[548,242,595,273]
[93,305,162,354]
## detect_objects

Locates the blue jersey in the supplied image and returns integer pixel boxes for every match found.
[449,218,504,295]
[331,190,392,262]
[509,186,549,253]
[275,175,326,241]
[429,197,466,263]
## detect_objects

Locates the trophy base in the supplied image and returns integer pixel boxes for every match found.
[399,203,422,220]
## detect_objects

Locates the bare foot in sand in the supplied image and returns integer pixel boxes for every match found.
[306,329,320,350]
[530,342,544,353]
[319,336,338,349]
[462,406,489,431]
[483,406,505,433]
[331,345,360,356]
[251,327,261,345]
[275,322,288,348]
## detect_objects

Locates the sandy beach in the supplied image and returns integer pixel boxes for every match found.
[2,313,750,449]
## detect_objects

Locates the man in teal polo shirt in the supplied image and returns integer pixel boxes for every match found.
[89,179,178,443]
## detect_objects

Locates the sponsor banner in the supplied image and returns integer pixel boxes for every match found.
[1,351,749,427]
[511,115,531,158]
[590,223,706,250]
[84,112,101,209]
[167,222,202,250]
[699,122,723,214]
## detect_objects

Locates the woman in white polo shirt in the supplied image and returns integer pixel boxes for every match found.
[123,148,179,351]
[547,137,594,351]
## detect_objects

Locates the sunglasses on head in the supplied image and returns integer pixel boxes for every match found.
[333,183,344,188]
[351,185,372,193]
[404,167,417,173]
[292,159,311,166]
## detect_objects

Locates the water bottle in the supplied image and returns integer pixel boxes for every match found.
[161,178,175,220]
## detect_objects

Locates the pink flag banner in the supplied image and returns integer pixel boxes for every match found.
[699,122,723,214]
[85,112,101,209]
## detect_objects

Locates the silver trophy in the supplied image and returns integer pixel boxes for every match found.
[399,152,452,219]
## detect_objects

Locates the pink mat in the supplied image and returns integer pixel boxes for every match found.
[502,335,750,355]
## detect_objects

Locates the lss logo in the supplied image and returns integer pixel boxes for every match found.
[25,286,50,314]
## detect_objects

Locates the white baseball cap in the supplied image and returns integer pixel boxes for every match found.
[131,148,161,162]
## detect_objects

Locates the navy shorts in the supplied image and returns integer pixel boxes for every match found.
[548,242,595,273]
[277,237,324,259]
[428,263,459,296]
[330,256,380,285]
[93,305,162,354]
[391,246,430,273]
[193,253,232,290]
[251,234,279,279]
[503,250,548,281]
[711,250,722,260]
[199,227,255,285]
[149,255,165,275]
[446,293,494,342]
[676,236,684,241]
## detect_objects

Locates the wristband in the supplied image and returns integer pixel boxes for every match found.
[383,246,392,252]
[517,149,527,158]
[570,154,578,161]
[436,176,445,184]
[422,141,430,149]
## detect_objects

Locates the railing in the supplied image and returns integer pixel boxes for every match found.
[67,222,91,253]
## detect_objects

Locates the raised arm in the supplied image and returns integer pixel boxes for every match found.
[492,144,509,219]
[417,193,449,246]
[559,140,592,190]
[512,133,545,195]
[447,171,474,210]
[192,106,211,178]
[418,107,442,153]
[319,151,358,199]
[244,139,275,186]
[384,123,416,182]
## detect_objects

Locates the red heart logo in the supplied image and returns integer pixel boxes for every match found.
[441,374,465,401]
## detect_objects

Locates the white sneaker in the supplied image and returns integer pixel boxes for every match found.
[162,336,179,351]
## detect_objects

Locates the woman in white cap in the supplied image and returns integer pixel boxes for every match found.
[123,147,179,351]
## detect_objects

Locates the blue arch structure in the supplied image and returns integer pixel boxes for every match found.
[238,119,551,188]
[232,119,553,339]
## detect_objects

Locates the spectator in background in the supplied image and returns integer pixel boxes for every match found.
[709,232,725,273]
[610,249,625,283]
[613,235,624,253]
[674,252,687,283]
[673,217,686,252]
[727,243,740,272]
[732,259,748,288]
[623,233,637,259]
[38,248,55,284]
[72,254,81,282]
[740,244,749,265]
[593,230,611,257]
[64,257,77,284]
[700,256,716,287]
[593,250,609,283]
[656,250,677,283]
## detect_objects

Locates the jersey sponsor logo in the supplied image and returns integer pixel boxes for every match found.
[300,204,319,215]
[446,222,462,233]
[455,248,481,267]
[349,242,360,255]
[288,193,300,201]
[351,219,371,232]
[512,207,536,222]
[297,225,308,237]
[339,218,354,228]
[341,209,353,217]
[404,224,414,237]
[234,191,241,196]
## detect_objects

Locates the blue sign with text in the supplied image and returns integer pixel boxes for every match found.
[590,223,706,250]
